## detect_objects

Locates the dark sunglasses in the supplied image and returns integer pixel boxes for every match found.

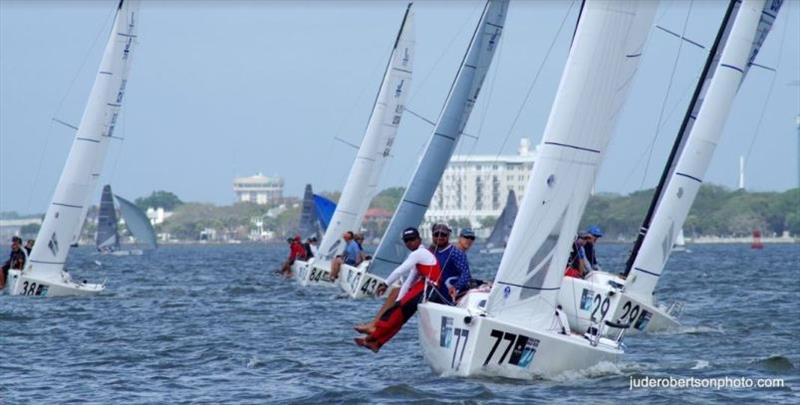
[462,236,475,241]
[433,232,450,237]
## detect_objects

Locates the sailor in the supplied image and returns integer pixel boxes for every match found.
[353,233,368,263]
[303,237,316,259]
[280,236,307,277]
[1,236,26,289]
[330,231,360,281]
[565,225,603,278]
[24,239,34,254]
[354,227,441,352]
[430,224,471,304]
[457,228,476,252]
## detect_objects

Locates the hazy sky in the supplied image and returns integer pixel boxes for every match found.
[1,0,798,215]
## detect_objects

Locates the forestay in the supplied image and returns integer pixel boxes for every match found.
[27,0,140,281]
[317,4,415,259]
[625,0,782,298]
[96,184,120,251]
[369,0,509,278]
[485,0,657,327]
[115,194,157,250]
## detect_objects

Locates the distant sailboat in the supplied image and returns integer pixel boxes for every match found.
[672,228,690,252]
[296,184,336,240]
[96,185,157,256]
[3,0,140,297]
[481,190,518,254]
[291,3,414,288]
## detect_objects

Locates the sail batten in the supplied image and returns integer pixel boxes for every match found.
[316,3,415,259]
[369,0,510,279]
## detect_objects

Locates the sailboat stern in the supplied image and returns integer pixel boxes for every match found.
[418,298,622,380]
[340,261,388,299]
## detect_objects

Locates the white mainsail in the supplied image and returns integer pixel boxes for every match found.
[485,0,657,327]
[624,0,782,299]
[369,0,509,278]
[316,3,415,260]
[26,0,139,282]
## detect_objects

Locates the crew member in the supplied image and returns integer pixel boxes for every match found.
[330,231,360,281]
[1,237,26,289]
[280,236,307,277]
[430,224,471,304]
[354,227,440,352]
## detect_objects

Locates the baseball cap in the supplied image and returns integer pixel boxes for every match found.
[431,223,451,235]
[459,228,476,239]
[401,227,420,241]
[585,225,604,238]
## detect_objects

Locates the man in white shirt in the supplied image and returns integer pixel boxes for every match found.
[354,227,441,353]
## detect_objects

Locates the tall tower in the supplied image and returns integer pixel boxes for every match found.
[739,155,745,190]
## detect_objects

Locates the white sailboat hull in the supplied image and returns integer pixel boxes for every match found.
[418,291,622,379]
[291,259,338,289]
[558,271,680,336]
[339,262,388,299]
[4,269,104,297]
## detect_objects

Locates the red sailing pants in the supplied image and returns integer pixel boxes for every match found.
[370,263,441,348]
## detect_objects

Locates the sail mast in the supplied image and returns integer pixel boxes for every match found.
[368,0,510,278]
[624,0,738,276]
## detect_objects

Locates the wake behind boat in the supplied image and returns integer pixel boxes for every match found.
[3,0,140,297]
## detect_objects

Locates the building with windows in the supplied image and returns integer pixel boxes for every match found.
[424,138,536,230]
[233,173,284,205]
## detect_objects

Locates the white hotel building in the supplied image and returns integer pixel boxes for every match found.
[233,173,284,205]
[424,138,536,230]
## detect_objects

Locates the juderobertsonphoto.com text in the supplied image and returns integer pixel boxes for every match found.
[630,376,786,390]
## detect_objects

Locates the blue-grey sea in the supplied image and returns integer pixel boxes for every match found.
[1,243,798,404]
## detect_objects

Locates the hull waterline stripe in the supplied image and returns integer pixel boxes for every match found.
[633,266,660,277]
[675,172,703,183]
[52,202,83,209]
[496,281,560,291]
[544,141,601,154]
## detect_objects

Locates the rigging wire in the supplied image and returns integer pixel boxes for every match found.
[638,0,695,190]
[743,14,789,168]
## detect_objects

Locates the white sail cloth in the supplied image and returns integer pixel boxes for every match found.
[317,5,415,260]
[485,0,657,328]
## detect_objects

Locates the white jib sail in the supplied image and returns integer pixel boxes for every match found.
[485,0,657,328]
[316,4,415,260]
[26,0,140,281]
[625,0,782,299]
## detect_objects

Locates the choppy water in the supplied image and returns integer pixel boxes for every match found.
[1,243,798,403]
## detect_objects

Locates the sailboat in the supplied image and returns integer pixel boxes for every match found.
[3,0,140,297]
[481,190,518,254]
[417,0,657,378]
[558,0,782,339]
[95,184,157,255]
[339,0,509,299]
[291,3,414,288]
[298,184,322,240]
[672,228,690,252]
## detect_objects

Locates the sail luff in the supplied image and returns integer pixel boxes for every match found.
[27,0,140,279]
[316,4,415,259]
[625,0,781,298]
[485,0,657,326]
[369,0,510,278]
[624,0,739,276]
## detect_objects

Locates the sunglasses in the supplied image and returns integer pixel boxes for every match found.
[462,236,475,240]
[433,232,450,237]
